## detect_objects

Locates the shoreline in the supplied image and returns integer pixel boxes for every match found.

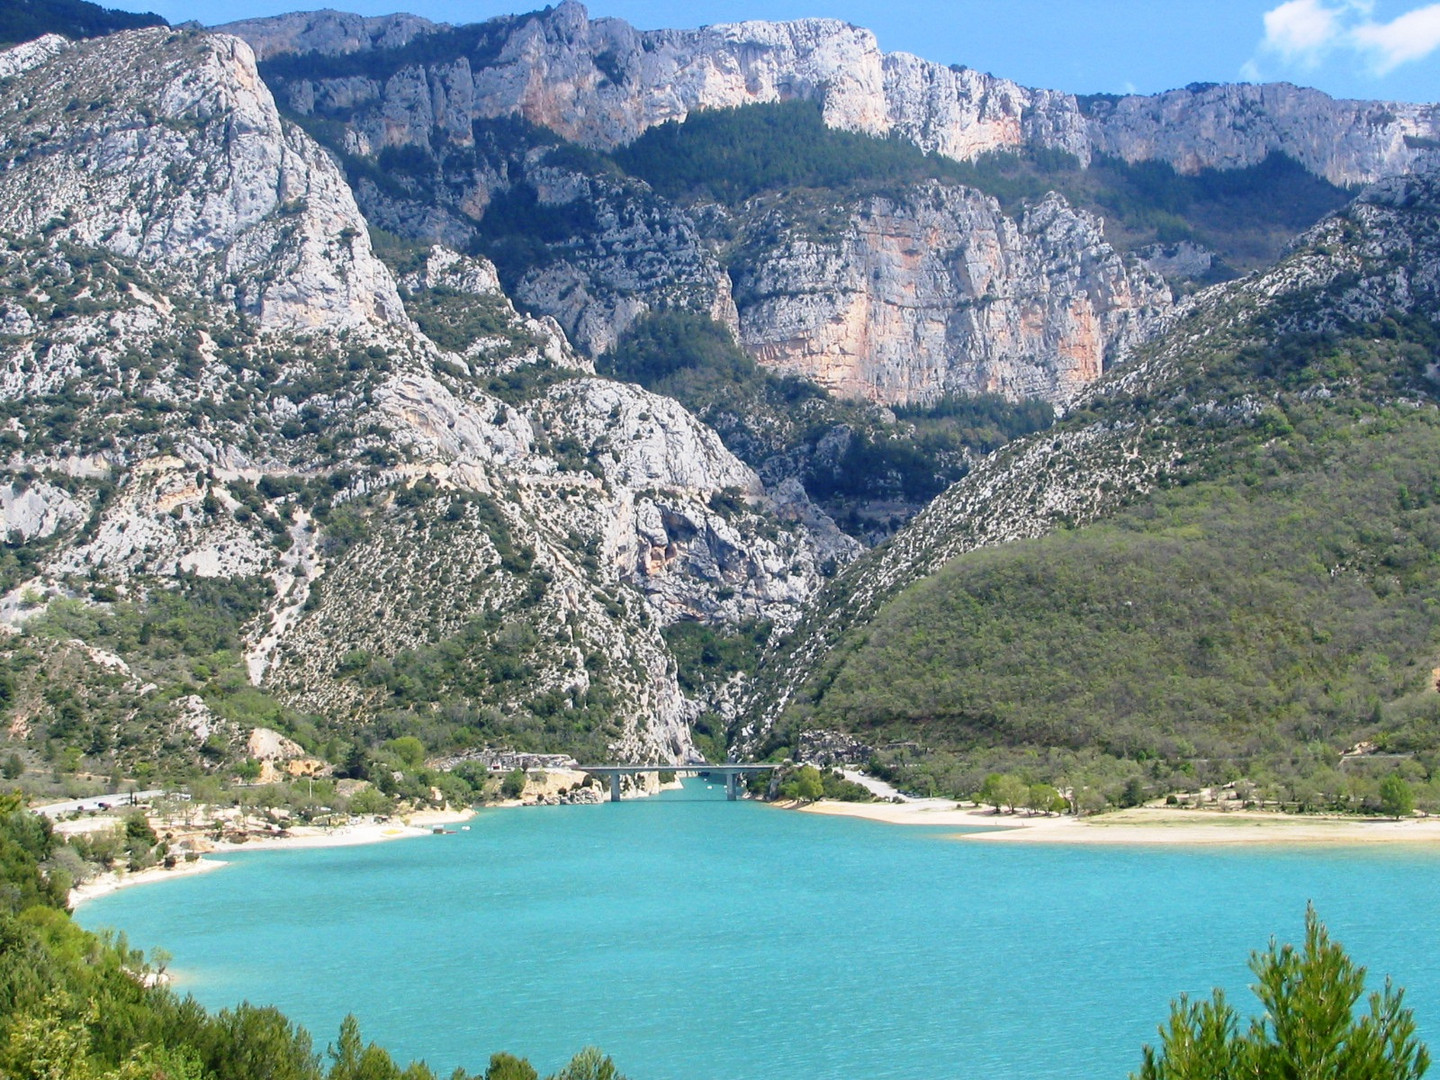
[792,799,1440,846]
[72,793,1440,909]
[69,807,476,908]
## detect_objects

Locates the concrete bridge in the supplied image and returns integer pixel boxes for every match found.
[579,764,778,802]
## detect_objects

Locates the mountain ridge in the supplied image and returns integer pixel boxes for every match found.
[225,1,1440,184]
[200,2,1431,423]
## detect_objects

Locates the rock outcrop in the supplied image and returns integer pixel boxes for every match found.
[1085,83,1440,187]
[502,165,738,357]
[0,481,85,543]
[734,186,1170,405]
[0,28,405,332]
[219,9,439,61]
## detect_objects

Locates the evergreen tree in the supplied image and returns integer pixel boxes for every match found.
[547,1048,626,1080]
[482,1053,538,1080]
[1135,908,1429,1080]
[1380,775,1415,820]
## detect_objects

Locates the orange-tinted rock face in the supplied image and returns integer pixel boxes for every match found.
[735,186,1170,406]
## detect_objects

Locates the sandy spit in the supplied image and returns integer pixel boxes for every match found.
[68,808,476,908]
[792,800,1440,846]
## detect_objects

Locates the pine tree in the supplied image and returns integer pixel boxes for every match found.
[1135,907,1429,1080]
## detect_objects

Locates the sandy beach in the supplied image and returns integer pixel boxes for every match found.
[68,807,476,908]
[69,794,1440,910]
[794,798,1440,845]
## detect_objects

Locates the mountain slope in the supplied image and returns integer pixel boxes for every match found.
[739,168,1440,798]
[0,28,853,782]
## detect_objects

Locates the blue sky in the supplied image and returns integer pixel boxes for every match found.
[121,0,1440,104]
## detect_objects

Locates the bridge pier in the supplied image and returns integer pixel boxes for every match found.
[579,763,776,803]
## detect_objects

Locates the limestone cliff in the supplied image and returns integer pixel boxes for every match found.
[501,164,738,357]
[236,2,1440,183]
[733,186,1170,405]
[217,1,1440,414]
[219,9,438,62]
[0,29,405,331]
[1085,83,1440,187]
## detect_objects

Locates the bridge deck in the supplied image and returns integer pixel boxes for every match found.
[576,764,778,801]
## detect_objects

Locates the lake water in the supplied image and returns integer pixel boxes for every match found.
[77,783,1440,1080]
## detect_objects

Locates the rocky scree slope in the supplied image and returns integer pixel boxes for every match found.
[739,168,1440,763]
[0,28,853,773]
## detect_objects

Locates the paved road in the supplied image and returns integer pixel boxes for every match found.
[34,790,168,818]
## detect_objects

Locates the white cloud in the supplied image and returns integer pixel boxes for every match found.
[1351,4,1440,72]
[1263,0,1343,62]
[1253,1,1440,78]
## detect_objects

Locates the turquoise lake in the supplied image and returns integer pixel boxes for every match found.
[77,783,1440,1080]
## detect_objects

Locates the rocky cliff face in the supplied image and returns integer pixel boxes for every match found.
[246,91,1172,410]
[236,1,1440,184]
[474,160,1167,407]
[1085,83,1440,187]
[500,164,739,357]
[218,9,439,62]
[0,29,405,332]
[733,186,1170,405]
[213,1,1440,415]
[0,29,855,768]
